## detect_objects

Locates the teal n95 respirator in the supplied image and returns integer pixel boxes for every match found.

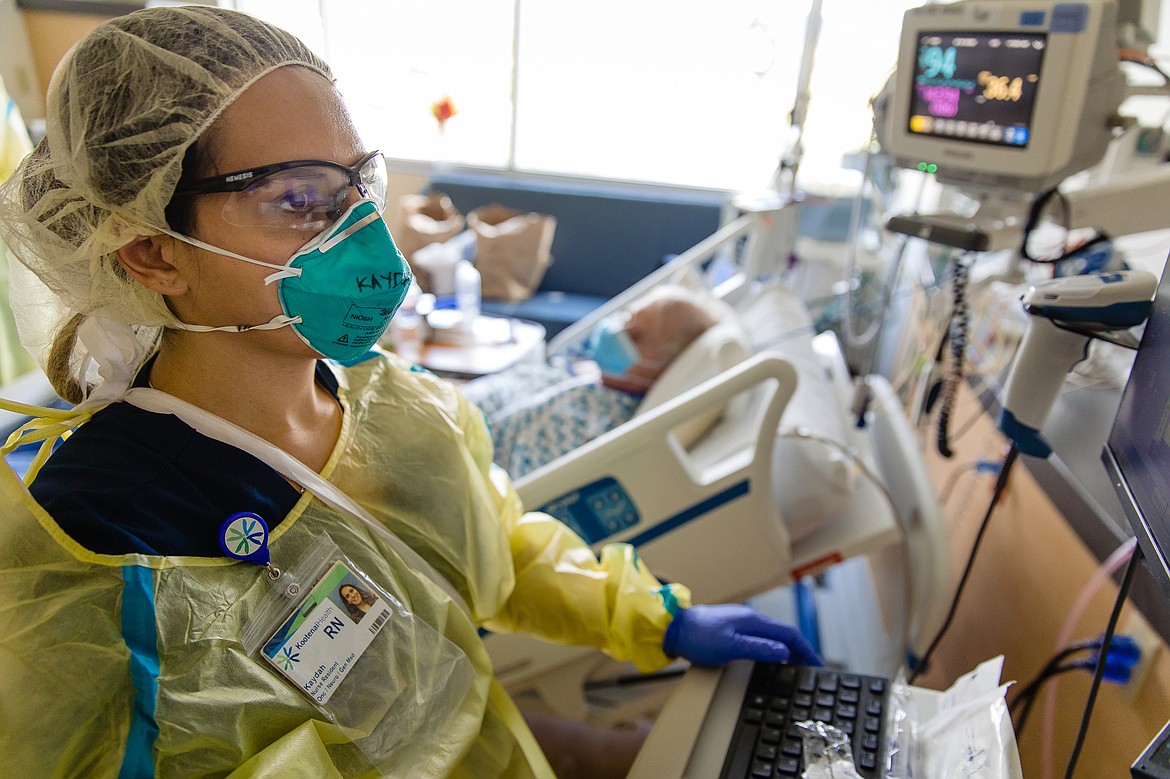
[160,199,412,364]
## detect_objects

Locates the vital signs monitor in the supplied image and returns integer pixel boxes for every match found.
[883,0,1125,194]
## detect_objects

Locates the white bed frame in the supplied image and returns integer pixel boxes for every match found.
[483,325,949,720]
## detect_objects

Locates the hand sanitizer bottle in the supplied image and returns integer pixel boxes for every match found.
[454,258,481,329]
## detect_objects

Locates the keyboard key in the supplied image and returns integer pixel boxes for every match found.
[777,756,801,775]
[721,665,891,779]
[777,666,797,694]
[751,759,774,777]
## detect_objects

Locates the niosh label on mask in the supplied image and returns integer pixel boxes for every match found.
[261,560,392,705]
[337,303,398,349]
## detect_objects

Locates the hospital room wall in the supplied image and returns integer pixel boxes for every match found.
[11,5,448,240]
[917,382,1170,779]
[13,7,112,119]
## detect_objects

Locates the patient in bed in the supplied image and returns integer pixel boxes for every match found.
[463,285,739,478]
[465,279,859,543]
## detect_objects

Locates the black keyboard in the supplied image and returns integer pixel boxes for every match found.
[719,664,890,779]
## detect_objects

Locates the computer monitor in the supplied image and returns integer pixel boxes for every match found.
[1104,262,1170,599]
[883,0,1126,194]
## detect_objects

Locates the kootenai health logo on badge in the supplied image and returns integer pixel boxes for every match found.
[279,646,301,671]
[218,511,272,567]
[226,515,264,555]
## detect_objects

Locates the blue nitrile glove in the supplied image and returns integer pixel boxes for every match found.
[662,604,824,667]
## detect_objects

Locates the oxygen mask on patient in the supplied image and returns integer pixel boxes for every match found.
[589,314,640,378]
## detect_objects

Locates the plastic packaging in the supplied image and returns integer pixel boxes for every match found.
[797,720,863,779]
[885,656,1022,779]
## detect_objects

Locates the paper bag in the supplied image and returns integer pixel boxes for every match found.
[394,191,466,262]
[468,204,556,302]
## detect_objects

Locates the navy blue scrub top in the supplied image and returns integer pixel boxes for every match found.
[30,362,339,557]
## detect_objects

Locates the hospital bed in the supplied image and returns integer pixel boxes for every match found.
[482,203,951,721]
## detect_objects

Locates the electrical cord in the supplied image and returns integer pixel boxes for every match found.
[908,442,1019,685]
[1019,187,1112,265]
[1063,544,1143,779]
[1009,640,1099,711]
[1014,664,1089,734]
[1010,634,1141,735]
[935,254,971,458]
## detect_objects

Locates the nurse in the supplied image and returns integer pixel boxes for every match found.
[0,7,818,777]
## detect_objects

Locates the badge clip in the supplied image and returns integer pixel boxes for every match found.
[219,512,283,582]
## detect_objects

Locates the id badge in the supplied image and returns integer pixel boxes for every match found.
[260,560,392,705]
[239,531,476,775]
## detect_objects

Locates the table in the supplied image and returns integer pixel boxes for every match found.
[392,314,546,380]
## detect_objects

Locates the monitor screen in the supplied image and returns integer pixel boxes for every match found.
[1107,264,1170,599]
[907,31,1047,149]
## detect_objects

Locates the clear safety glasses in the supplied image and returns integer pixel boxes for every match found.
[174,150,388,233]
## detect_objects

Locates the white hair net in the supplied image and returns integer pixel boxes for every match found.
[0,7,330,405]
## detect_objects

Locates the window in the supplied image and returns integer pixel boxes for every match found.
[231,1,917,192]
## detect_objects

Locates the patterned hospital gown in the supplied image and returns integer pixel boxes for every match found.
[461,361,641,478]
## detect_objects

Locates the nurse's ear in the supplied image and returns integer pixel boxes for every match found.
[116,234,189,295]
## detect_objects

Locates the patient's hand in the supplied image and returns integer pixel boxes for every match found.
[662,604,824,667]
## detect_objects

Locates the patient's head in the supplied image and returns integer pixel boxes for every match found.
[595,286,727,393]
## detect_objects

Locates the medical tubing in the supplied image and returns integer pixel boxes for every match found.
[1063,545,1142,779]
[935,255,970,459]
[939,459,1000,506]
[840,134,880,350]
[908,442,1018,685]
[777,429,913,656]
[1039,536,1137,779]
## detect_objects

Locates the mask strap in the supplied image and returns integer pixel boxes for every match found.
[317,208,381,253]
[154,227,302,283]
[169,314,302,334]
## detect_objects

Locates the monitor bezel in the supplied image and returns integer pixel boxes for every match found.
[1104,259,1170,600]
[884,1,1119,192]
